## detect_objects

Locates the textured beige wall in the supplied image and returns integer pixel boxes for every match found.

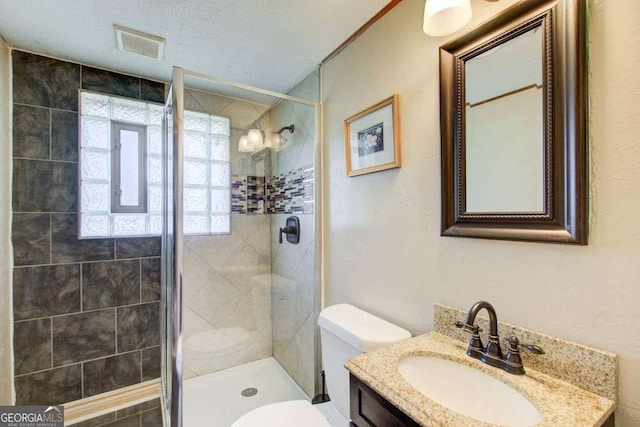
[322,0,640,424]
[0,36,14,404]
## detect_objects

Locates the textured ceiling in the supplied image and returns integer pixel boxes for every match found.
[0,0,390,98]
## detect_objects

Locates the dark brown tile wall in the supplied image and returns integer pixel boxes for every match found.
[12,51,165,406]
[14,365,83,405]
[14,319,51,375]
[71,399,162,427]
[13,51,80,110]
[82,260,141,310]
[116,303,160,353]
[82,352,142,397]
[141,347,161,382]
[51,214,115,263]
[51,110,79,162]
[141,258,161,303]
[52,310,116,365]
[12,213,50,266]
[13,264,81,320]
[12,158,78,212]
[13,105,49,159]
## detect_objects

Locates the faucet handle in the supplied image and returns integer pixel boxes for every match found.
[454,321,483,352]
[504,336,544,375]
[521,342,545,355]
[507,336,545,354]
[453,321,482,334]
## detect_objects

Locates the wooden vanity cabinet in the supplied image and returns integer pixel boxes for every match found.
[349,374,420,427]
[350,373,615,427]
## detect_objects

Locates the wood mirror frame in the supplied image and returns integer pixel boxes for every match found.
[440,0,587,244]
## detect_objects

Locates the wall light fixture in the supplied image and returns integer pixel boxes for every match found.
[238,125,295,153]
[423,0,502,37]
[423,0,472,37]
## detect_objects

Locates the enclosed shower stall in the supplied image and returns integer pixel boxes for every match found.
[161,68,321,426]
[7,49,320,426]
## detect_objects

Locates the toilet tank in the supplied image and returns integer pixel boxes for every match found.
[317,304,411,420]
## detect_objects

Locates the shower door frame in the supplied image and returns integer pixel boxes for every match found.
[161,67,185,427]
[161,66,322,427]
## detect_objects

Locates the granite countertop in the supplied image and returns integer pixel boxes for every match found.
[345,332,615,427]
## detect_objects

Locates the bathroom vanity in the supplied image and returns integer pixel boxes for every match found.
[350,374,420,427]
[350,370,614,426]
[346,304,617,427]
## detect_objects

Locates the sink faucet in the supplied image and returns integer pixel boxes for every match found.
[459,301,504,368]
[455,301,544,375]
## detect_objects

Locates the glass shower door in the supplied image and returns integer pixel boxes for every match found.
[161,68,185,427]
[161,66,320,426]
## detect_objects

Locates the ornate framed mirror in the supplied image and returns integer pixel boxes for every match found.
[440,0,587,244]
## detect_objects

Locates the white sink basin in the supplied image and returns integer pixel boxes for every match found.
[397,356,541,426]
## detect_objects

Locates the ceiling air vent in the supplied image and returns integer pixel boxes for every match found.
[114,25,165,60]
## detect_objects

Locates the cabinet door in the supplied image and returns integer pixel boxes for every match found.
[349,374,421,427]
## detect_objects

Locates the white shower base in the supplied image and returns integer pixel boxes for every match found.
[184,356,347,427]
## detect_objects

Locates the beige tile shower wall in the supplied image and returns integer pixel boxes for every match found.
[270,214,316,396]
[270,71,319,177]
[181,90,272,378]
[269,71,318,397]
[0,37,14,405]
[322,0,640,424]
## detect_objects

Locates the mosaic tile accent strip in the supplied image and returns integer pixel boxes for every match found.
[231,176,247,214]
[247,175,266,213]
[269,165,314,214]
[230,164,314,216]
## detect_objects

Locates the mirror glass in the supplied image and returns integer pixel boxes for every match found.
[464,26,544,213]
[439,0,587,244]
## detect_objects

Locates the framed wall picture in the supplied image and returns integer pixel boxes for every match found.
[344,95,400,176]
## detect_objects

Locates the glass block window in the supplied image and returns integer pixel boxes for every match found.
[79,91,231,238]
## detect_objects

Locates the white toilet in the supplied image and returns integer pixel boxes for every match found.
[231,304,411,427]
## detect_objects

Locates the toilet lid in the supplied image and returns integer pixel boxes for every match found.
[231,400,330,427]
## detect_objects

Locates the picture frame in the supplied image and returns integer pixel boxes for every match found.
[344,94,400,176]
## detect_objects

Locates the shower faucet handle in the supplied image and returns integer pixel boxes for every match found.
[279,216,300,244]
[279,226,296,243]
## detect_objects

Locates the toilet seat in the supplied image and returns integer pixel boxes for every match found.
[230,400,331,427]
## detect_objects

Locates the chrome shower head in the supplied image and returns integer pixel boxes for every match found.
[271,124,294,146]
[276,124,294,135]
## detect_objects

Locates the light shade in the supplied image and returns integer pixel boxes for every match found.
[423,0,472,37]
[263,135,271,148]
[263,131,274,148]
[247,129,264,150]
[238,135,252,153]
